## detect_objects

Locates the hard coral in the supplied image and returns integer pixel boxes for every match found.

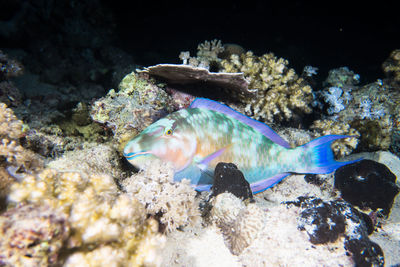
[180,39,224,69]
[122,161,200,232]
[382,49,400,86]
[90,71,172,144]
[47,143,123,178]
[8,169,165,266]
[0,102,23,140]
[0,103,42,202]
[210,193,265,255]
[311,119,359,156]
[0,203,69,267]
[221,51,313,122]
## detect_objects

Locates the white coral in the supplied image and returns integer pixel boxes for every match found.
[122,161,200,232]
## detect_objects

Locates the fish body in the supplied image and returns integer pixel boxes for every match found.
[124,98,359,193]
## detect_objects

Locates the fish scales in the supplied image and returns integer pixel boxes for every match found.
[124,98,360,193]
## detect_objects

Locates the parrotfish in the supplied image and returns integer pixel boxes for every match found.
[124,98,359,193]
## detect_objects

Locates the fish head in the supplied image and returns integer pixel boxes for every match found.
[123,116,197,172]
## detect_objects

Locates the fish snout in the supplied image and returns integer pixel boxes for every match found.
[123,140,142,160]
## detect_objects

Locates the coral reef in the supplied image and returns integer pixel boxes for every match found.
[221,51,313,122]
[310,119,359,156]
[58,102,107,143]
[179,39,225,69]
[314,63,400,153]
[91,71,172,145]
[0,203,69,266]
[382,49,400,86]
[0,103,42,204]
[334,159,399,215]
[122,161,200,232]
[47,143,123,178]
[8,169,166,266]
[323,66,360,88]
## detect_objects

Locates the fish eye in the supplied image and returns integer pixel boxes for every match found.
[165,129,173,136]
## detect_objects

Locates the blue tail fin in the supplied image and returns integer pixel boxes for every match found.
[298,135,361,174]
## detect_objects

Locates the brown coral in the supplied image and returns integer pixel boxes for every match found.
[221,51,313,122]
[0,203,69,267]
[382,49,400,86]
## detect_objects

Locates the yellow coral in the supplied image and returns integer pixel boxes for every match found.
[221,52,313,122]
[0,102,23,140]
[0,102,42,200]
[8,169,165,266]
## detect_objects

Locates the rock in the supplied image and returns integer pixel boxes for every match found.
[286,196,384,266]
[334,159,400,215]
[211,162,253,200]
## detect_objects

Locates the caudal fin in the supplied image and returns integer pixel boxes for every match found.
[298,135,361,174]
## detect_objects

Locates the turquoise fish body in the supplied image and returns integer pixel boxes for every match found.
[124,98,359,193]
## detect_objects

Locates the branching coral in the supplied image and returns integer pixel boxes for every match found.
[122,161,200,232]
[179,39,224,69]
[221,51,313,122]
[8,169,165,266]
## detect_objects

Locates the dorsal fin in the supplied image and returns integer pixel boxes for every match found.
[189,98,291,148]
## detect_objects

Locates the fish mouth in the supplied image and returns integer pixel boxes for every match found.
[123,150,151,160]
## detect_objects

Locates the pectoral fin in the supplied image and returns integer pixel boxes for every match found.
[195,146,228,171]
